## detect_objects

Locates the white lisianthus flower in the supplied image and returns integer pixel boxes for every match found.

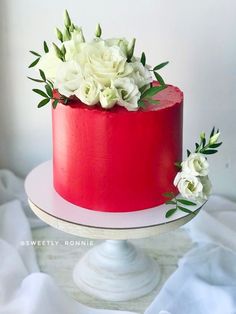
[75,78,100,105]
[130,61,152,89]
[54,61,82,97]
[105,38,129,56]
[113,77,141,111]
[64,28,85,62]
[200,175,212,200]
[37,47,63,81]
[181,153,209,177]
[78,40,133,86]
[99,87,118,109]
[174,172,203,201]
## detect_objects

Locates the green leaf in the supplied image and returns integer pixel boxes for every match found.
[37,98,50,108]
[177,206,195,214]
[29,50,41,57]
[177,199,196,206]
[141,52,146,66]
[166,200,176,205]
[145,97,160,104]
[52,99,59,109]
[165,208,177,218]
[202,149,218,154]
[43,41,49,53]
[45,84,53,97]
[202,137,206,147]
[187,149,191,157]
[141,85,166,99]
[33,89,48,98]
[153,61,169,71]
[39,69,46,82]
[154,72,165,85]
[209,142,222,148]
[210,126,215,138]
[47,80,54,88]
[139,84,150,94]
[138,100,146,108]
[27,76,44,83]
[28,58,40,68]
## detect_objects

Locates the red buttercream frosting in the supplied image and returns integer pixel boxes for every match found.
[52,83,183,212]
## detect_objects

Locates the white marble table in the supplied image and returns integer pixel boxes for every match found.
[32,225,192,313]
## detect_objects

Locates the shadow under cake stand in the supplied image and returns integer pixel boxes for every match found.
[25,161,204,302]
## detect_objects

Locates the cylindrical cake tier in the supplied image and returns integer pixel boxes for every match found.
[52,83,183,212]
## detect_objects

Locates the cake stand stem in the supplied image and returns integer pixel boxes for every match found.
[73,239,160,301]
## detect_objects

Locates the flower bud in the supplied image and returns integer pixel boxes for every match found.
[127,38,136,61]
[95,23,102,38]
[200,132,205,141]
[55,28,63,42]
[52,43,63,60]
[69,23,75,32]
[61,44,66,57]
[64,10,71,28]
[63,27,71,41]
[209,132,220,145]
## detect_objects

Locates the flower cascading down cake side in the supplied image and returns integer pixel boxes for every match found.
[28,10,222,216]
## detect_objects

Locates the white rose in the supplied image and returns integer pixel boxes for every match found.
[174,172,203,201]
[37,47,62,81]
[181,153,209,177]
[113,77,141,111]
[77,40,133,86]
[75,78,100,105]
[54,61,82,97]
[130,61,152,89]
[99,87,118,109]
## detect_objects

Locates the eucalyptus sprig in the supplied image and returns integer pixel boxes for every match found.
[141,51,169,86]
[28,41,49,68]
[138,84,167,108]
[138,52,169,108]
[187,127,222,157]
[151,61,169,86]
[164,192,197,218]
[29,70,66,109]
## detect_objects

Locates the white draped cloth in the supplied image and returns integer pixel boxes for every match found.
[0,169,236,314]
[0,170,135,314]
[146,195,236,314]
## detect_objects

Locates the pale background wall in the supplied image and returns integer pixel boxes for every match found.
[0,0,235,199]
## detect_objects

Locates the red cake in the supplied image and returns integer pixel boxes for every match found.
[52,82,183,212]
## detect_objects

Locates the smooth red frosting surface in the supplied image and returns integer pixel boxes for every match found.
[52,83,183,212]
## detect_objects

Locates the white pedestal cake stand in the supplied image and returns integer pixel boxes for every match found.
[25,161,204,302]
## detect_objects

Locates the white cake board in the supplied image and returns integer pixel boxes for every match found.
[25,161,204,301]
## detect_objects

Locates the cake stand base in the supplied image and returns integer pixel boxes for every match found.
[25,161,205,302]
[73,240,160,301]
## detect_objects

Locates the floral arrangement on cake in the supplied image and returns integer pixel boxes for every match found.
[28,10,168,111]
[164,127,222,218]
[28,10,223,218]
